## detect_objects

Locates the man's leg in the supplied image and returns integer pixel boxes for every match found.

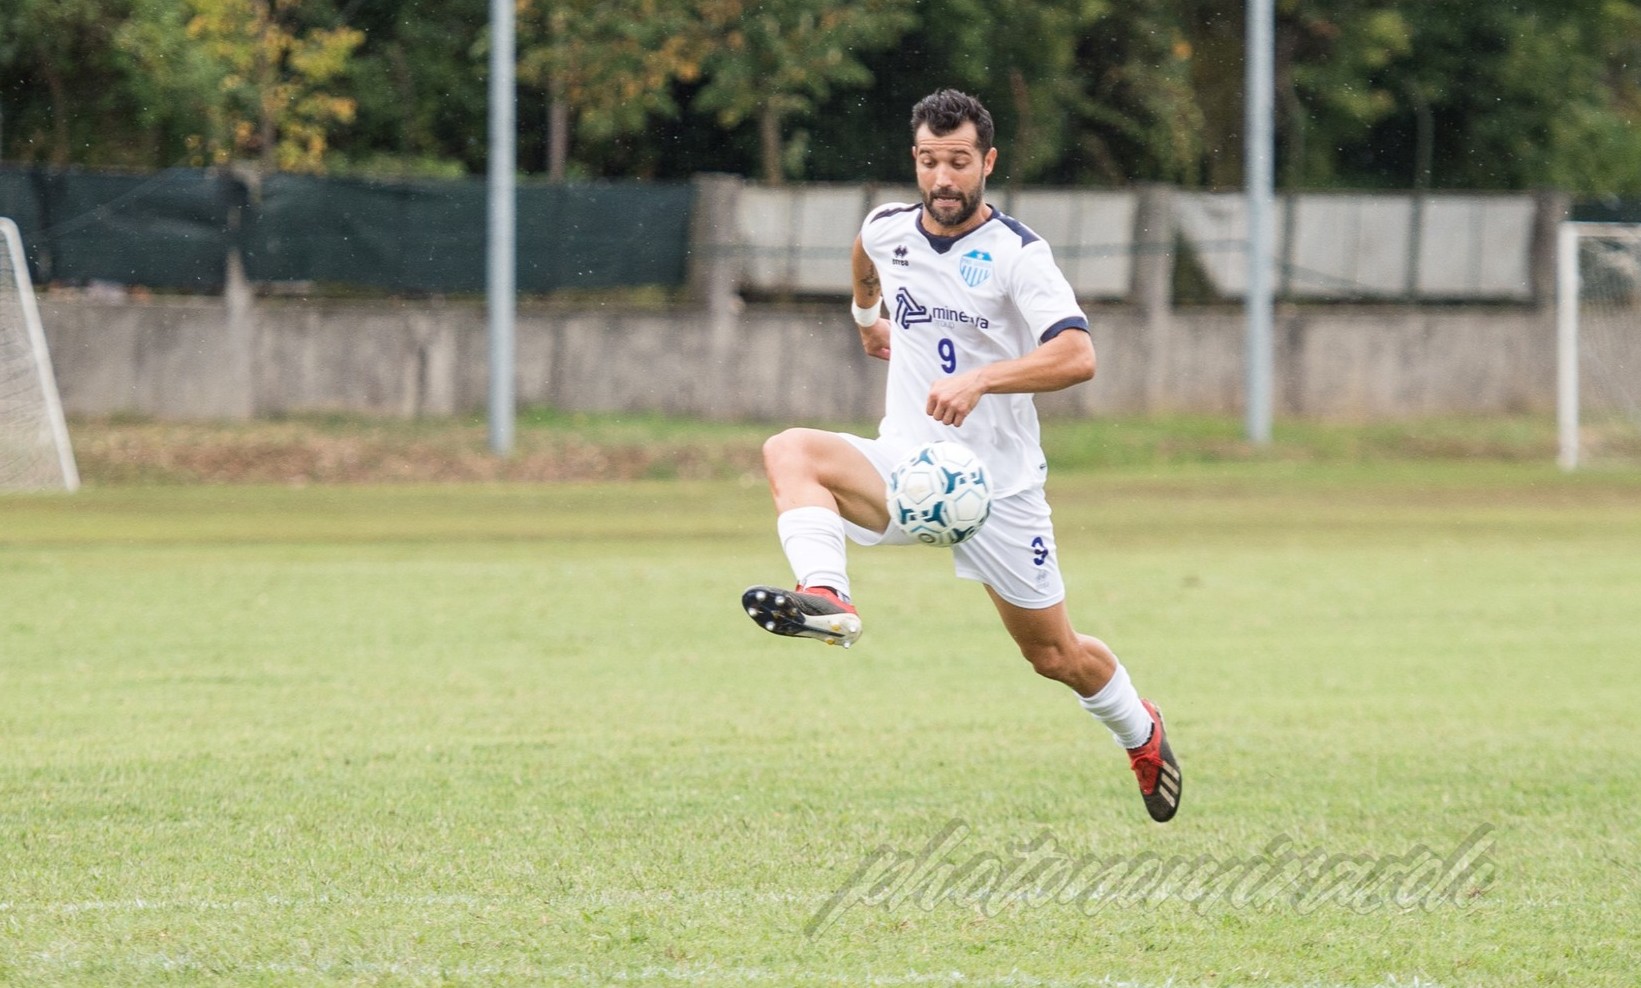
[743,429,891,647]
[986,588,1182,822]
[984,589,1138,725]
[762,428,891,529]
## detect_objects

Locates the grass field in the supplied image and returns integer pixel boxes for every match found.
[3,427,1640,985]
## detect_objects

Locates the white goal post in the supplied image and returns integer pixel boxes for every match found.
[0,217,79,492]
[1556,221,1641,471]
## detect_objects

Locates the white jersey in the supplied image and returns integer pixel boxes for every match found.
[859,202,1089,497]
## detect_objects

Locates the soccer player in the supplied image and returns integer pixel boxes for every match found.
[742,89,1181,823]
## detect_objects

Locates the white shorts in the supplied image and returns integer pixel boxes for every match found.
[837,433,1066,609]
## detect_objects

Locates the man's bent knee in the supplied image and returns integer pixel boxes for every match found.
[762,429,887,529]
[763,428,826,483]
[1021,641,1077,684]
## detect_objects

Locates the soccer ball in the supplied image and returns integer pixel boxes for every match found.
[886,441,993,546]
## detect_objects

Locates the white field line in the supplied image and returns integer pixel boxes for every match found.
[20,959,1167,986]
[1,895,1455,987]
[7,950,1455,988]
[0,889,825,915]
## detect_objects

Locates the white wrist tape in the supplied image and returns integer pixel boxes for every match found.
[851,300,882,328]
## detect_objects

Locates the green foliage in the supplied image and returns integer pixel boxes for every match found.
[1067,0,1209,185]
[0,0,143,166]
[337,0,491,176]
[692,0,915,182]
[1279,2,1414,187]
[177,0,364,171]
[1344,0,1641,192]
[115,0,225,167]
[512,0,914,181]
[907,0,1106,183]
[3,0,1641,192]
[517,0,706,141]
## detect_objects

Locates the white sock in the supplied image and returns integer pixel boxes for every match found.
[1076,663,1154,749]
[777,506,851,599]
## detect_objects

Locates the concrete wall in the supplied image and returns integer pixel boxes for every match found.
[29,173,1574,426]
[38,294,1557,423]
[742,183,1561,303]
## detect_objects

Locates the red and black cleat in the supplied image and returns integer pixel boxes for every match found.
[741,584,862,648]
[1127,699,1182,822]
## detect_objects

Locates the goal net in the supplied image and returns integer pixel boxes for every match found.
[1557,222,1641,470]
[0,217,79,491]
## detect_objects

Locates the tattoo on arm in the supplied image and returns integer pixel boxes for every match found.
[851,236,881,304]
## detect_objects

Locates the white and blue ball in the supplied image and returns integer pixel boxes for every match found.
[886,441,993,547]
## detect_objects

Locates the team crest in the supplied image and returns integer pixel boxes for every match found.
[958,249,993,288]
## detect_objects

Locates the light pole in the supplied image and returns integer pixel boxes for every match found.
[487,0,517,455]
[1245,0,1275,444]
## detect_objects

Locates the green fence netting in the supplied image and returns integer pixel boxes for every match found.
[0,166,693,294]
[0,167,236,289]
[242,174,486,292]
[514,182,694,293]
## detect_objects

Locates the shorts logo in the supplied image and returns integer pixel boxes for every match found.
[959,249,993,288]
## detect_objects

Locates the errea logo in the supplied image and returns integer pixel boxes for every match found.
[892,244,910,268]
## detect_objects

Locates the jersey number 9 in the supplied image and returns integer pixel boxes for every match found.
[937,338,957,374]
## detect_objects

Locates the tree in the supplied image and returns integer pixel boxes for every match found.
[9,0,1641,196]
[0,0,141,165]
[692,0,915,184]
[332,0,491,177]
[904,0,1109,185]
[1370,0,1641,194]
[1275,0,1412,188]
[1064,0,1210,185]
[172,0,364,172]
[115,0,225,168]
[517,0,707,180]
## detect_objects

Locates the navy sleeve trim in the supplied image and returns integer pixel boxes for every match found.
[1039,316,1090,344]
[993,210,1042,247]
[869,204,920,224]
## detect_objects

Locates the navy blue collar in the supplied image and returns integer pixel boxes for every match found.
[915,204,996,255]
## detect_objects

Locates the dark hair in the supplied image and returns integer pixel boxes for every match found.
[910,89,994,152]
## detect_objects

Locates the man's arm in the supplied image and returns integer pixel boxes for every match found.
[925,328,1095,427]
[850,235,891,361]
